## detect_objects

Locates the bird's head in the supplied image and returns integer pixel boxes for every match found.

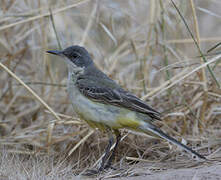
[47,45,93,70]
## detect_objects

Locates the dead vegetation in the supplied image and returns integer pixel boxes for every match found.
[0,0,221,179]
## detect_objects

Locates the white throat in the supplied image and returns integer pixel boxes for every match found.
[67,65,84,84]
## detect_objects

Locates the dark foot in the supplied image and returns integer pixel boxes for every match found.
[83,166,113,176]
[104,164,117,170]
[82,164,116,176]
[82,169,100,176]
[98,160,117,171]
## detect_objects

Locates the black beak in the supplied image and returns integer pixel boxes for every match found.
[46,50,63,56]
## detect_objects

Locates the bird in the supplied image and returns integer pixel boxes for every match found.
[47,45,205,174]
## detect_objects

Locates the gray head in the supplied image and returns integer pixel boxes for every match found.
[47,45,93,68]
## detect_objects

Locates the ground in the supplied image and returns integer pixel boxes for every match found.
[109,164,221,180]
[90,161,221,180]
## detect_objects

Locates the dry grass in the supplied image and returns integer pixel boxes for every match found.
[0,0,221,179]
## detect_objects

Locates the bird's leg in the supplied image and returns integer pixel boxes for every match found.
[84,130,114,176]
[104,130,121,170]
[98,130,114,172]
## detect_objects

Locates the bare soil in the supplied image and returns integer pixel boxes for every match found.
[110,163,221,180]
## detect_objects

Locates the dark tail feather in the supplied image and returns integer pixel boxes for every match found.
[139,123,206,160]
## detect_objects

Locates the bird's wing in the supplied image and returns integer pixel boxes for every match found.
[76,76,161,120]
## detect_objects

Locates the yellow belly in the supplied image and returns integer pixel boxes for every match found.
[77,106,142,132]
[83,119,108,131]
[68,84,143,132]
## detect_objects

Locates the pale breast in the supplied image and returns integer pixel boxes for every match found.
[67,82,122,128]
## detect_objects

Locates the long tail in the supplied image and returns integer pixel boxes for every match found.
[138,122,206,160]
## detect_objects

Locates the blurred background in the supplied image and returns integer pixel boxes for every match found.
[0,0,221,178]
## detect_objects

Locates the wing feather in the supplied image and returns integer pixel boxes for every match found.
[76,76,161,120]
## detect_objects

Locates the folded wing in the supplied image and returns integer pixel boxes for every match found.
[76,76,161,120]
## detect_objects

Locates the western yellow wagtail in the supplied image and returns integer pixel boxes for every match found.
[47,45,205,174]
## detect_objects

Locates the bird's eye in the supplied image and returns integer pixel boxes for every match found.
[71,52,81,59]
[72,53,79,58]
